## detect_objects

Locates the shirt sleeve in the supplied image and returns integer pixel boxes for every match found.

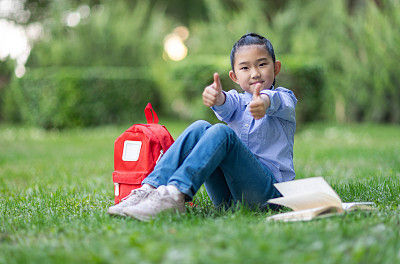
[261,87,297,123]
[211,90,241,122]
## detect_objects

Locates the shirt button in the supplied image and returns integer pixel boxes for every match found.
[245,124,249,128]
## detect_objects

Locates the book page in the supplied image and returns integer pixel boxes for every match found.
[273,177,342,204]
[266,206,342,222]
[342,202,376,211]
[268,191,344,212]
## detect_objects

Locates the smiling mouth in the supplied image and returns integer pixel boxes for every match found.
[251,81,264,85]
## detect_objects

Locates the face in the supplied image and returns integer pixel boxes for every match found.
[229,44,281,94]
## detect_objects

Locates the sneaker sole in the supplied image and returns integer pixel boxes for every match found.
[107,207,127,217]
[124,207,186,222]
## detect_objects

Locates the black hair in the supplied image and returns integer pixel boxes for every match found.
[230,33,276,72]
[230,33,277,87]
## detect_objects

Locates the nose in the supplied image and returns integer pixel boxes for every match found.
[251,69,260,79]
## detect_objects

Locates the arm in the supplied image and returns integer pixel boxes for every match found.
[250,85,297,122]
[262,88,297,122]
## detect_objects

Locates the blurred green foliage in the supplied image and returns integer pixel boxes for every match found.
[1,0,400,128]
[0,61,13,121]
[278,56,325,124]
[4,67,158,128]
[27,1,170,67]
[271,0,400,123]
[165,56,231,122]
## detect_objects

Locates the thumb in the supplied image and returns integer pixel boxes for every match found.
[213,72,222,92]
[252,83,262,101]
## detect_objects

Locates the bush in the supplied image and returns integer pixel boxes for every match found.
[4,67,160,129]
[278,56,325,125]
[343,1,400,123]
[165,56,232,122]
[0,60,13,122]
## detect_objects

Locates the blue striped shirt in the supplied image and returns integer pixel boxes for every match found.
[212,86,297,182]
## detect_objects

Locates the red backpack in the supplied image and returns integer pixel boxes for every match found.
[112,103,174,204]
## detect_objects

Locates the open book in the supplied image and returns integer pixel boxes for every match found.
[266,177,375,222]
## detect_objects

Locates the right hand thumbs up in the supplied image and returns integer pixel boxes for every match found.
[203,73,225,107]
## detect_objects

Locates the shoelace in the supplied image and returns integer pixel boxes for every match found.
[141,191,163,212]
[146,189,161,202]
[121,189,152,205]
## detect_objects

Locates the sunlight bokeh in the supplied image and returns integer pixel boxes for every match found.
[0,19,28,60]
[163,26,189,61]
[0,19,31,77]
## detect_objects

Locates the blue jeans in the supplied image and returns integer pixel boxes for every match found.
[142,120,281,209]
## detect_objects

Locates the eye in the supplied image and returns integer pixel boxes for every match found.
[240,66,249,70]
[259,62,267,67]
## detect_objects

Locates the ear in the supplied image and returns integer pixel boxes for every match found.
[229,70,239,84]
[274,60,281,76]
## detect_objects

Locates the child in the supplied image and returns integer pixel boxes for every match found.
[107,33,297,221]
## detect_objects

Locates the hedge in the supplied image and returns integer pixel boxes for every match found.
[278,55,325,124]
[165,56,232,122]
[4,67,159,129]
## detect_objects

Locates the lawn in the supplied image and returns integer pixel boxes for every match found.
[0,121,399,264]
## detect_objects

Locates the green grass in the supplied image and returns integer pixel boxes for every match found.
[1,121,399,264]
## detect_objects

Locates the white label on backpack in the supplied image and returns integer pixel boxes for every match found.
[122,140,142,161]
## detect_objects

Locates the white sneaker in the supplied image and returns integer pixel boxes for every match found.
[107,187,154,216]
[123,185,186,221]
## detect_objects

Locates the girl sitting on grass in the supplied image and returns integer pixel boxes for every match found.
[107,32,297,221]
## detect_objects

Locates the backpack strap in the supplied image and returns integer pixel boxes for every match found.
[141,124,172,152]
[141,103,173,152]
[144,103,159,124]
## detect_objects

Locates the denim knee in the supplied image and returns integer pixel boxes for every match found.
[184,120,212,135]
[177,120,212,142]
[185,121,234,144]
[208,123,235,138]
[190,120,212,130]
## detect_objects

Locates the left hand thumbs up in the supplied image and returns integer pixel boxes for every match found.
[249,83,269,120]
